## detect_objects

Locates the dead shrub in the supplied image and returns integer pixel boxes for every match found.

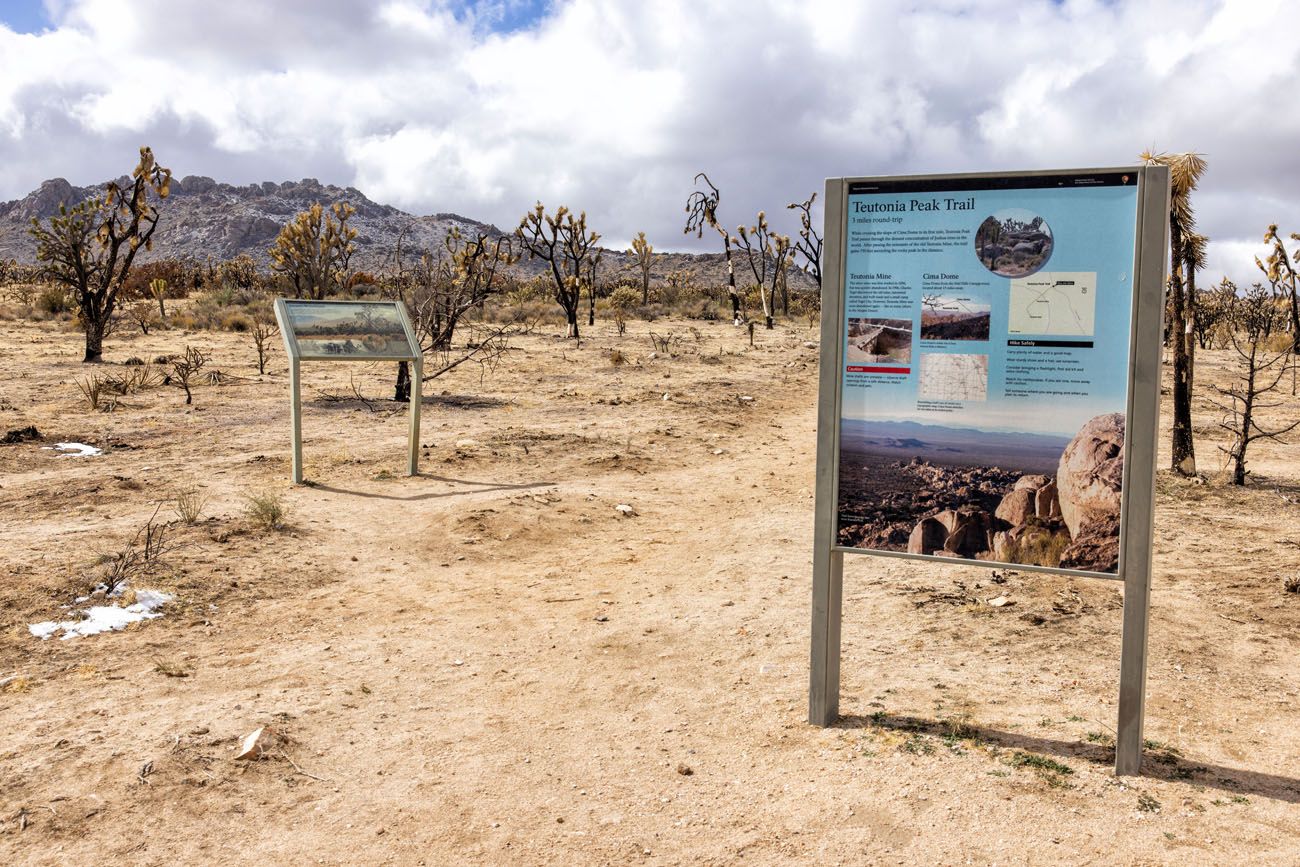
[244,490,287,531]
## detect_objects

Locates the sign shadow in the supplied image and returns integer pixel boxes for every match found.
[310,474,555,502]
[834,712,1300,803]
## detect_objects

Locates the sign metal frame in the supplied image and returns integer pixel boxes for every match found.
[273,298,424,484]
[808,165,1170,776]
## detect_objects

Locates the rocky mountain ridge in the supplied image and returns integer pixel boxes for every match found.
[0,175,817,293]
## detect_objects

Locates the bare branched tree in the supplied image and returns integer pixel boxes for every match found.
[787,193,823,288]
[29,146,172,362]
[249,303,279,375]
[1208,283,1299,484]
[388,228,520,400]
[170,346,208,405]
[685,173,742,325]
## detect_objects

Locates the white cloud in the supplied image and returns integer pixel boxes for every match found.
[0,0,1296,283]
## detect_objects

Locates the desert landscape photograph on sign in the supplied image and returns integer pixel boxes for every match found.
[1,1,1300,864]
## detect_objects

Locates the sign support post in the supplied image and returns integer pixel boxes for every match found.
[290,356,304,484]
[810,177,848,726]
[808,166,1170,776]
[1115,167,1170,775]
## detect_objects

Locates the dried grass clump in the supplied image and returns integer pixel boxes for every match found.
[244,490,287,531]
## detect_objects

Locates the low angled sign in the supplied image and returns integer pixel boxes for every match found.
[809,166,1170,775]
[274,299,423,483]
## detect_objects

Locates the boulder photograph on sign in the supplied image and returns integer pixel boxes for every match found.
[837,411,1122,572]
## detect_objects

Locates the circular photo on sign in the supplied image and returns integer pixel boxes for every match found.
[974,209,1054,278]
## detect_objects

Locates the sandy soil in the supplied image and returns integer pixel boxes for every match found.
[1,314,1298,865]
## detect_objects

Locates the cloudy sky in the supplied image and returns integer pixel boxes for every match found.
[0,0,1295,283]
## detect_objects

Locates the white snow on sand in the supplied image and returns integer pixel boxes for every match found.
[29,589,174,640]
[43,442,103,457]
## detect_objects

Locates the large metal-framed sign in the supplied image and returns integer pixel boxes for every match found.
[274,299,423,483]
[809,166,1170,775]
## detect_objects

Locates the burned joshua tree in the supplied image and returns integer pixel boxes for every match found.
[734,211,792,329]
[685,173,742,325]
[787,193,823,288]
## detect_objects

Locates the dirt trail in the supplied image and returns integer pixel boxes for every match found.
[1,317,1298,865]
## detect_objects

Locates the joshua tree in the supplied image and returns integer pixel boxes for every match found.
[1209,283,1299,484]
[734,211,792,329]
[1141,150,1207,476]
[685,173,742,325]
[28,146,172,362]
[222,254,261,292]
[516,203,599,340]
[787,193,823,287]
[1194,278,1237,350]
[586,248,602,327]
[269,202,357,299]
[1257,225,1300,354]
[628,231,654,304]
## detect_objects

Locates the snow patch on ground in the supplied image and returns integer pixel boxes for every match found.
[43,442,103,457]
[29,589,174,640]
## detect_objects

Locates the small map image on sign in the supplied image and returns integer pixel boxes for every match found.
[918,353,988,402]
[1008,272,1097,336]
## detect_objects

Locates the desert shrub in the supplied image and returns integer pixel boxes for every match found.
[220,311,253,332]
[686,298,721,321]
[124,356,144,366]
[244,490,287,530]
[1005,530,1069,568]
[38,286,70,315]
[172,482,208,525]
[1284,574,1300,594]
[609,348,627,366]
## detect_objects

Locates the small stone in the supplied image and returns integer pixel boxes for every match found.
[676,763,694,776]
[235,726,278,760]
[614,504,636,517]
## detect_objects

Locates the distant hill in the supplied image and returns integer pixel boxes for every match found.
[0,175,817,293]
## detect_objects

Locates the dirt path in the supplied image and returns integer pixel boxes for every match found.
[1,317,1298,865]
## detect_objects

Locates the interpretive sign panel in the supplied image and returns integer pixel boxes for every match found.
[280,299,417,361]
[809,166,1170,776]
[835,172,1143,577]
[274,299,423,483]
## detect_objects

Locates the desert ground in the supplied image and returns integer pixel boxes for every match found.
[1,312,1298,865]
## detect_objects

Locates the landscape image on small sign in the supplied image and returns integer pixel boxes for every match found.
[920,289,991,341]
[286,302,410,357]
[845,318,913,365]
[974,209,1054,278]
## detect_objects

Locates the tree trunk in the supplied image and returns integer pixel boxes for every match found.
[1168,227,1196,475]
[83,315,107,363]
[588,286,595,327]
[566,308,580,341]
[394,361,410,403]
[723,234,741,326]
[642,271,649,305]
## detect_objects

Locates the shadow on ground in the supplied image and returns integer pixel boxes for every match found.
[835,712,1300,803]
